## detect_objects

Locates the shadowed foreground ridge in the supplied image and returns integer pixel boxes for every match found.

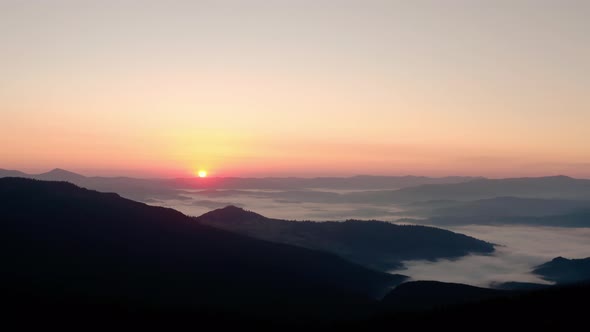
[3,178,590,330]
[356,281,590,330]
[380,281,508,312]
[195,205,494,271]
[0,178,402,326]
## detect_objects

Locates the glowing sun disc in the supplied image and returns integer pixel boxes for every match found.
[197,170,208,178]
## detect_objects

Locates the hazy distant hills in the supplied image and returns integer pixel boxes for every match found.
[351,175,590,204]
[401,196,590,227]
[0,178,403,321]
[4,168,590,227]
[0,168,81,181]
[508,209,590,227]
[33,168,87,182]
[195,206,494,271]
[533,257,590,284]
[0,168,483,204]
[207,175,590,208]
[429,197,590,217]
[0,169,480,189]
[0,168,185,201]
[426,210,590,228]
[171,174,483,190]
[4,169,590,203]
[0,168,482,197]
[0,169,28,177]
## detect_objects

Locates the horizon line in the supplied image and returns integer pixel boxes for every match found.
[2,167,589,181]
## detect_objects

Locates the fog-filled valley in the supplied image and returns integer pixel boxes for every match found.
[158,191,590,287]
[2,169,590,329]
[3,168,590,290]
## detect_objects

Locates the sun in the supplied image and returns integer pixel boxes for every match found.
[197,170,208,178]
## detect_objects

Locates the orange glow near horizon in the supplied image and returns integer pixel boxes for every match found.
[198,170,208,178]
[1,2,589,179]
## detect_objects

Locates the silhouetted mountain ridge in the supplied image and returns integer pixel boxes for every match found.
[533,256,590,284]
[172,174,483,190]
[36,168,87,181]
[0,169,185,201]
[351,175,590,204]
[400,196,590,227]
[431,196,590,217]
[0,178,402,322]
[354,281,590,330]
[419,207,590,227]
[199,205,268,223]
[0,168,28,177]
[0,168,483,203]
[3,178,590,328]
[380,280,508,312]
[195,206,495,271]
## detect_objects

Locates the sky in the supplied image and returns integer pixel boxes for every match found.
[1,0,589,178]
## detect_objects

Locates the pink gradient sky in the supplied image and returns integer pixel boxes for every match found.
[1,1,589,178]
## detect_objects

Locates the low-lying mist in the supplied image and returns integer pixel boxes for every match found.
[150,189,407,221]
[393,225,590,286]
[148,190,590,287]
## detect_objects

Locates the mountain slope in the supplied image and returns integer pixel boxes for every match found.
[0,168,28,177]
[431,196,590,218]
[171,175,481,190]
[35,168,87,182]
[194,206,495,271]
[423,207,590,227]
[0,178,401,321]
[0,168,479,201]
[0,168,186,201]
[406,196,590,227]
[349,176,590,204]
[508,210,590,227]
[380,281,508,312]
[533,256,590,284]
[355,281,590,330]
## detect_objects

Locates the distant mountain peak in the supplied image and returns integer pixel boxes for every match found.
[37,168,85,181]
[198,205,269,222]
[220,205,247,212]
[533,256,590,284]
[215,205,255,215]
[536,175,575,181]
[552,256,568,262]
[46,168,80,175]
[196,204,495,272]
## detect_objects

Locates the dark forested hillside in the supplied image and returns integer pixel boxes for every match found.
[354,281,590,331]
[3,178,589,330]
[533,256,590,284]
[0,178,402,325]
[195,206,494,271]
